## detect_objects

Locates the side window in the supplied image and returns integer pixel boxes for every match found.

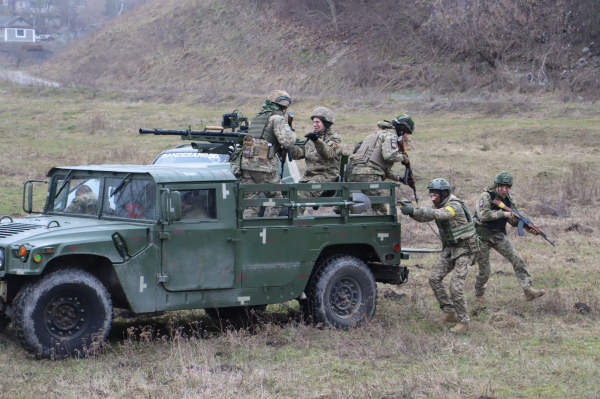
[179,189,216,220]
[103,178,156,220]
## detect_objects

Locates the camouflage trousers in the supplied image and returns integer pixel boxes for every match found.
[429,249,476,324]
[240,170,283,218]
[475,231,533,296]
[352,174,387,215]
[297,178,327,216]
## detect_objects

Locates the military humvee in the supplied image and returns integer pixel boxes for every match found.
[0,162,408,358]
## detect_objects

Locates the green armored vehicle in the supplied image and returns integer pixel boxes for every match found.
[0,162,408,358]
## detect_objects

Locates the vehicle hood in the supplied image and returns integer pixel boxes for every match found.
[0,215,149,246]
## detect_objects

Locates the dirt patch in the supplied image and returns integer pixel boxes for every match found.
[565,223,594,233]
[574,302,592,314]
[383,289,407,302]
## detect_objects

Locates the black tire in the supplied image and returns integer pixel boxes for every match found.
[305,255,377,329]
[204,305,266,320]
[13,268,112,359]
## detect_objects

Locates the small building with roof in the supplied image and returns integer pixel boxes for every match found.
[0,16,36,42]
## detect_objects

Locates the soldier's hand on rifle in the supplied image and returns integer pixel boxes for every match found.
[504,211,512,218]
[401,155,410,165]
[305,132,320,142]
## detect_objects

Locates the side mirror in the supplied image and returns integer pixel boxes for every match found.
[170,191,181,222]
[22,180,48,214]
[161,189,181,223]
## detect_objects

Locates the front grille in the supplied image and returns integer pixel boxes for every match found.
[0,223,44,239]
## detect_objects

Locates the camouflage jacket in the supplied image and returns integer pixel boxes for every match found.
[475,188,534,233]
[410,194,478,258]
[65,192,98,214]
[291,128,343,182]
[241,114,296,173]
[352,130,406,180]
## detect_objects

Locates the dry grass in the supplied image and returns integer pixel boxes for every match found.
[0,81,600,397]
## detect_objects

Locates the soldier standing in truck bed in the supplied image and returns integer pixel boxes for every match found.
[400,178,479,334]
[474,171,546,301]
[240,90,297,218]
[351,114,415,215]
[290,107,343,215]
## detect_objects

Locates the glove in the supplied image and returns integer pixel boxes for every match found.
[305,132,320,142]
[400,205,414,215]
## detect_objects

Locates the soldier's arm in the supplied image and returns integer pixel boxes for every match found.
[384,169,401,181]
[410,205,455,223]
[477,192,505,222]
[64,196,83,213]
[381,132,406,163]
[314,134,343,160]
[272,115,296,149]
[290,144,305,160]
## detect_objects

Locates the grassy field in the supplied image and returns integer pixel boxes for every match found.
[0,81,599,398]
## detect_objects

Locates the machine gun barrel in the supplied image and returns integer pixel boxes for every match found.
[139,128,246,138]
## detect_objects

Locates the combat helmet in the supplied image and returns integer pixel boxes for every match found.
[376,120,394,130]
[310,107,335,125]
[392,114,415,135]
[266,90,292,108]
[427,178,451,201]
[494,171,513,187]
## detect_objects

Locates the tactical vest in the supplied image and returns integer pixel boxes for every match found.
[435,200,476,246]
[248,109,284,145]
[481,191,511,231]
[352,132,392,171]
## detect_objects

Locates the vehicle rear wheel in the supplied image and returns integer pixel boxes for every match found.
[305,255,377,329]
[13,269,112,359]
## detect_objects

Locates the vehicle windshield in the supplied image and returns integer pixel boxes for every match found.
[49,176,101,216]
[153,152,229,164]
[102,178,156,220]
[48,174,157,221]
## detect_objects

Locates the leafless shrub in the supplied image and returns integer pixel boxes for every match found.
[87,112,105,135]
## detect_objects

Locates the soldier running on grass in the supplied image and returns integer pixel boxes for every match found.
[400,178,479,334]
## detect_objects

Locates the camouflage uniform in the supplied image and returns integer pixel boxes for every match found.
[65,192,98,215]
[291,127,343,214]
[351,125,407,215]
[410,194,478,325]
[474,186,536,296]
[240,101,296,218]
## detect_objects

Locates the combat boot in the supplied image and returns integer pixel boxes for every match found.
[449,323,469,334]
[438,312,458,323]
[523,285,546,301]
[475,294,486,303]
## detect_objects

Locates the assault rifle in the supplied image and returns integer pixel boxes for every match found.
[398,136,418,203]
[491,198,556,247]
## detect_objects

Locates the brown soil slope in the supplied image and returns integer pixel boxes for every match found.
[37,0,355,93]
[37,0,599,96]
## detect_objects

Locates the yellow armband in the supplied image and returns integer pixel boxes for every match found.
[444,206,456,217]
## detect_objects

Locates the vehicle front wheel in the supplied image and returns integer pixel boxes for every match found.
[13,268,112,359]
[305,255,377,329]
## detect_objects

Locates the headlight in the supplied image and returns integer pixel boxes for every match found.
[0,249,4,270]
